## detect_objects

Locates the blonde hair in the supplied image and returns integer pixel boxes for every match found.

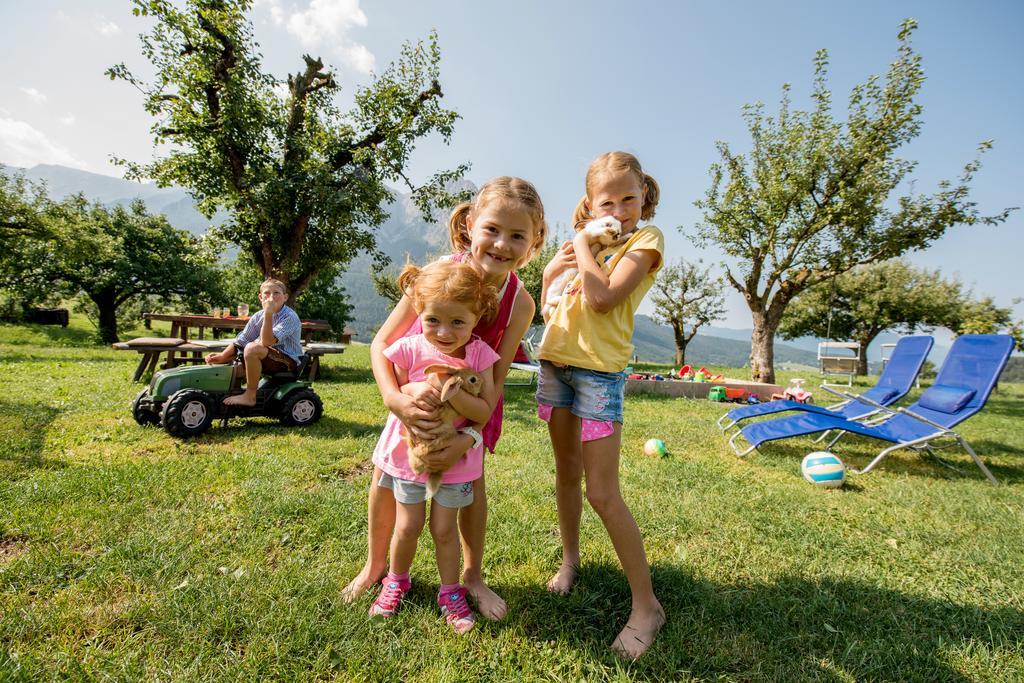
[398,259,498,324]
[447,176,548,268]
[261,278,288,295]
[571,151,660,229]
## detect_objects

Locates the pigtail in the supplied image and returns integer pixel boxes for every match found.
[524,217,550,267]
[641,172,660,220]
[447,202,473,254]
[477,280,499,324]
[397,262,423,306]
[571,195,591,230]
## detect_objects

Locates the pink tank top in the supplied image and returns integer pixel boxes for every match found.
[406,252,524,452]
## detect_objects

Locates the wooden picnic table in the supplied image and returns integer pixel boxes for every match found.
[143,312,340,364]
[113,313,352,382]
[113,337,349,383]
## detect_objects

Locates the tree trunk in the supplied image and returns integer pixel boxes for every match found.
[672,322,688,368]
[857,341,870,377]
[749,310,780,384]
[93,291,120,344]
[856,331,882,376]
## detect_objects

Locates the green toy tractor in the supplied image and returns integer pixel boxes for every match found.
[131,351,323,437]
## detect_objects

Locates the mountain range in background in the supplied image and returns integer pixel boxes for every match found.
[2,163,953,368]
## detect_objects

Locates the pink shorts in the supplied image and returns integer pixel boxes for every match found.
[536,404,615,442]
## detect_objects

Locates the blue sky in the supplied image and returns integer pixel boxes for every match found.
[1,0,1021,328]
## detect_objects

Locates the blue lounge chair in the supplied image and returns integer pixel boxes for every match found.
[728,334,1014,485]
[717,335,934,433]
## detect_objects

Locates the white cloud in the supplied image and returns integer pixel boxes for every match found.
[0,117,89,170]
[334,42,374,74]
[96,17,121,36]
[54,10,72,23]
[264,0,375,73]
[20,87,48,104]
[60,115,76,126]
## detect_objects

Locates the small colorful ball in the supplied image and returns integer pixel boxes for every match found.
[643,438,669,458]
[801,451,846,488]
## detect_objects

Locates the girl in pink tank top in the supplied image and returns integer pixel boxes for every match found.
[345,177,548,621]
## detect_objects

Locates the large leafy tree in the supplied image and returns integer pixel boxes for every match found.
[650,259,727,367]
[2,192,219,344]
[694,20,1013,383]
[0,174,57,315]
[109,0,466,299]
[778,259,961,374]
[951,295,1023,351]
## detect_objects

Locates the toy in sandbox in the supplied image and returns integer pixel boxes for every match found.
[627,364,725,383]
[770,378,813,404]
[132,352,323,437]
[625,361,778,402]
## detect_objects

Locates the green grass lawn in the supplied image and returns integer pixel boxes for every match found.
[2,317,1022,681]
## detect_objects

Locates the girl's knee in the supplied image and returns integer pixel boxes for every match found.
[430,514,458,545]
[395,515,424,540]
[585,485,622,516]
[556,470,583,489]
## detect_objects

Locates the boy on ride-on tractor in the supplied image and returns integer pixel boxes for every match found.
[205,278,303,406]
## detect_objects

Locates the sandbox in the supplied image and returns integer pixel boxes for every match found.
[625,378,783,401]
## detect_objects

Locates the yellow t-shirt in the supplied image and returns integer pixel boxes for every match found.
[539,225,665,372]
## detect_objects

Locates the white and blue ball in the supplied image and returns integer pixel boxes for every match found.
[800,451,846,488]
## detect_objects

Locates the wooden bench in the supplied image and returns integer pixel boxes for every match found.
[112,337,209,381]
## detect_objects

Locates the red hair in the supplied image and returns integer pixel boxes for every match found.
[397,259,498,323]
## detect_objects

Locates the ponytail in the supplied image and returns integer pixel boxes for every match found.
[446,202,473,255]
[641,172,660,220]
[571,195,591,231]
[397,261,422,301]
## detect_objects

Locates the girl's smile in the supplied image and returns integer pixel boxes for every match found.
[467,202,536,281]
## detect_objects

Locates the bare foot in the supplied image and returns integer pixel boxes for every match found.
[465,577,507,620]
[223,393,257,407]
[545,561,578,595]
[340,565,385,603]
[611,604,666,660]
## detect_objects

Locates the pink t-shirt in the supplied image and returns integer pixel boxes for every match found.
[371,334,500,484]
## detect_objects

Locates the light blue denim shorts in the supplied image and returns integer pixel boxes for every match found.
[535,360,625,424]
[378,473,474,509]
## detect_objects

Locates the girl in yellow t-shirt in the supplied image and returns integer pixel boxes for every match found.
[537,151,666,660]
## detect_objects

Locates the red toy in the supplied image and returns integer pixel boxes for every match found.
[770,378,813,403]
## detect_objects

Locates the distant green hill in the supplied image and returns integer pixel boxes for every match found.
[630,315,818,367]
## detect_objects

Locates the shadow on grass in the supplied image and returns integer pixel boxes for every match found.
[309,363,375,385]
[751,435,1024,486]
[0,399,69,478]
[191,414,380,443]
[496,561,1022,680]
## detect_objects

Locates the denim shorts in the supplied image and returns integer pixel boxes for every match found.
[378,473,474,509]
[535,360,625,423]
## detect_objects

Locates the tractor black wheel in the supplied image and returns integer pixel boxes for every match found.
[280,389,323,427]
[132,389,160,426]
[161,389,215,437]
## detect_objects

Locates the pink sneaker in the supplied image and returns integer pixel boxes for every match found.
[438,586,476,634]
[368,576,411,618]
